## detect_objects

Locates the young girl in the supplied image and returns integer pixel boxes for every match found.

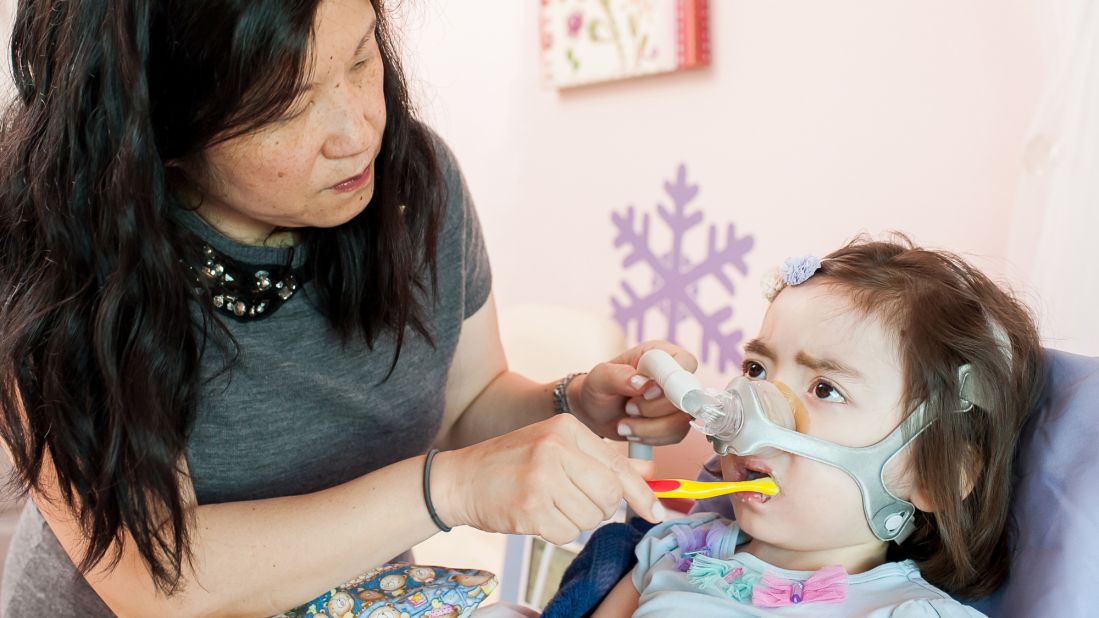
[593,236,1045,617]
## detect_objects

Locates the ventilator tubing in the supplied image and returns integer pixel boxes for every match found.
[636,349,794,440]
[636,349,717,416]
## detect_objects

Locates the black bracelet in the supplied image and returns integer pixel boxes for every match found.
[423,448,452,533]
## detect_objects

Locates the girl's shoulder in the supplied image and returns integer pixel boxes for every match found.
[887,597,987,617]
[634,513,741,572]
[843,560,987,617]
[644,511,727,533]
[639,512,738,550]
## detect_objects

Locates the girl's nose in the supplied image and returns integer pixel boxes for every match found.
[772,381,810,433]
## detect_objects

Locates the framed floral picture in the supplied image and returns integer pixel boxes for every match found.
[541,0,710,88]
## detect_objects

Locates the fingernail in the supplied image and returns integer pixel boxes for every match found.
[625,402,640,417]
[642,385,663,401]
[617,422,632,437]
[629,375,647,390]
[652,501,667,520]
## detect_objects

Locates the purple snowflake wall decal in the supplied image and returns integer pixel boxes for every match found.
[611,164,754,372]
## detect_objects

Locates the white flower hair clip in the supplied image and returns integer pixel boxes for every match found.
[760,255,822,301]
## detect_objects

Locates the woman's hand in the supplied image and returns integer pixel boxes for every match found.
[569,340,697,445]
[432,414,665,545]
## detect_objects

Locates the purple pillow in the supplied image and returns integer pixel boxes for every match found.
[691,349,1099,615]
[971,349,1099,615]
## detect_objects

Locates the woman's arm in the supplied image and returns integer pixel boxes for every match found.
[29,448,441,617]
[18,388,663,617]
[435,292,694,450]
[434,292,551,450]
[591,570,642,618]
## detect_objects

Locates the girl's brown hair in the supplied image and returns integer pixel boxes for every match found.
[816,234,1045,598]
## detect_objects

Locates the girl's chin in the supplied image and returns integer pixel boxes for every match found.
[729,496,772,532]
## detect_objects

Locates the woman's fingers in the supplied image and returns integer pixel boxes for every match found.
[612,340,699,374]
[565,418,665,523]
[538,510,582,547]
[561,450,624,521]
[617,389,691,444]
[550,487,613,538]
[624,394,681,419]
[612,454,666,524]
[439,415,667,540]
[587,361,655,403]
[616,411,692,446]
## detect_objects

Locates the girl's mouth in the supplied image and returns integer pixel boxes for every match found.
[745,469,769,481]
[734,459,779,504]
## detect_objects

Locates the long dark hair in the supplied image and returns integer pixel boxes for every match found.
[0,0,443,594]
[817,235,1045,598]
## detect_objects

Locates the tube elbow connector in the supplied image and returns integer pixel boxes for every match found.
[637,349,715,415]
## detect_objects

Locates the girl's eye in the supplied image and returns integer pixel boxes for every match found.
[743,361,766,380]
[812,380,846,403]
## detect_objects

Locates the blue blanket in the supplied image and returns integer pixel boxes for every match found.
[541,518,655,618]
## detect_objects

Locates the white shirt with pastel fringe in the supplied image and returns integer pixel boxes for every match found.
[630,512,985,617]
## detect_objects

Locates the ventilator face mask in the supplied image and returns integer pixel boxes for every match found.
[639,349,978,544]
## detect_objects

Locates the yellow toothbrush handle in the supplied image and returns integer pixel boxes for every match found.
[651,478,779,499]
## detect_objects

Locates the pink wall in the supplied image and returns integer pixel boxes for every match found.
[397,0,1047,478]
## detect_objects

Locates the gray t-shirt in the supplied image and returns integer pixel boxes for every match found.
[0,134,492,615]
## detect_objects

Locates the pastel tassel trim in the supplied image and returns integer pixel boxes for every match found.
[687,554,760,603]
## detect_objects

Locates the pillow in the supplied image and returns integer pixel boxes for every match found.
[690,348,1099,616]
[277,562,497,618]
[969,349,1099,616]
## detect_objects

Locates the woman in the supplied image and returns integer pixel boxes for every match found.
[0,0,694,614]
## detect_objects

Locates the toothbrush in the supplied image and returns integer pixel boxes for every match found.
[647,478,780,499]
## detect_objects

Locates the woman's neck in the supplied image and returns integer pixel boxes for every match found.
[741,537,889,575]
[177,184,299,248]
[194,203,300,248]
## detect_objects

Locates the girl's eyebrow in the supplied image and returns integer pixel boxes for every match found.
[795,351,863,381]
[744,338,775,360]
[746,339,863,381]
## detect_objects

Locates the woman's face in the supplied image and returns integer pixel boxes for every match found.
[192,0,386,245]
[721,280,921,561]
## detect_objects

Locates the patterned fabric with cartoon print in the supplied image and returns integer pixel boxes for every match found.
[277,563,497,618]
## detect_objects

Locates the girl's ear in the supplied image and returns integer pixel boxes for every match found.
[909,446,981,513]
[909,483,936,513]
[958,447,981,500]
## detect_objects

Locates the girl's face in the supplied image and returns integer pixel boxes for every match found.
[722,279,920,563]
[190,0,386,245]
